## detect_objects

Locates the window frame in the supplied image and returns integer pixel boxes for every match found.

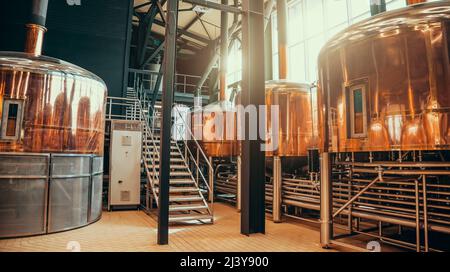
[1,99,24,141]
[348,84,368,138]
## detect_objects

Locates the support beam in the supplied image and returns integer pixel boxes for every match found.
[194,0,240,96]
[141,41,165,68]
[157,0,178,246]
[273,156,282,223]
[264,0,275,31]
[276,0,288,80]
[237,156,242,211]
[150,63,164,118]
[219,0,229,101]
[320,152,333,248]
[184,11,205,31]
[153,18,211,44]
[320,45,334,248]
[156,0,166,24]
[137,1,159,67]
[240,0,265,235]
[182,0,242,14]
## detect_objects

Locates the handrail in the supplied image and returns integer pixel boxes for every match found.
[174,106,214,171]
[129,69,210,95]
[172,110,213,216]
[108,92,215,218]
[173,106,214,198]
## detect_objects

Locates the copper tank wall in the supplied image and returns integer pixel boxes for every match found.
[266,80,316,157]
[317,2,450,153]
[191,101,240,157]
[0,52,107,155]
[192,80,316,158]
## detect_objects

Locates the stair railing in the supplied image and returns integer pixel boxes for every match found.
[172,106,214,218]
[133,95,161,206]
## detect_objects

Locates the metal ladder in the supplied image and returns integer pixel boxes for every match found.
[127,88,214,224]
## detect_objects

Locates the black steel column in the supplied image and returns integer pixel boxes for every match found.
[158,0,178,245]
[240,0,265,235]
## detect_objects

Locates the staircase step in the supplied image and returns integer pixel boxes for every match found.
[151,158,185,163]
[145,144,178,150]
[154,179,195,185]
[152,165,187,170]
[169,204,209,212]
[146,158,185,164]
[155,187,199,193]
[151,171,191,177]
[169,214,213,223]
[147,151,181,156]
[170,195,203,202]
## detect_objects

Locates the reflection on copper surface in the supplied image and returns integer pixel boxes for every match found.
[0,52,107,155]
[266,81,315,157]
[192,81,316,157]
[318,2,450,152]
[192,101,240,157]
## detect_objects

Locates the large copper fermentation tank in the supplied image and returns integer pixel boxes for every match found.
[315,2,450,251]
[0,0,107,238]
[317,2,450,152]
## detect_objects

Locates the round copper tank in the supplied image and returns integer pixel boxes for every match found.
[266,80,316,157]
[192,80,316,158]
[191,100,240,157]
[0,52,107,155]
[317,2,450,153]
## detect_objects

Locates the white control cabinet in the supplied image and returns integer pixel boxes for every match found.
[109,120,142,209]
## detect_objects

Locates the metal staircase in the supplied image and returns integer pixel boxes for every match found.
[127,87,214,224]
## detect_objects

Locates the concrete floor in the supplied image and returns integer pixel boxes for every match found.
[0,203,359,252]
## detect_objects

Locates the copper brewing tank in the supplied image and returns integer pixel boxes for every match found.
[191,100,240,157]
[0,52,107,155]
[266,80,316,157]
[317,2,450,153]
[191,81,316,158]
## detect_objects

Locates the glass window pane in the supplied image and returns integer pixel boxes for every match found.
[387,0,406,11]
[305,0,324,38]
[350,0,370,17]
[272,13,279,54]
[325,0,348,28]
[288,43,306,82]
[273,53,279,80]
[353,89,363,113]
[306,35,325,82]
[288,2,303,44]
[6,103,19,137]
[352,88,364,134]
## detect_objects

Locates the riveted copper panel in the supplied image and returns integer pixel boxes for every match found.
[0,52,107,155]
[317,2,450,152]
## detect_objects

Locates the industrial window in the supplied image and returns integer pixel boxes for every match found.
[349,85,367,138]
[1,100,24,140]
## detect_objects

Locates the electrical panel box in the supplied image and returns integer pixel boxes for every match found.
[108,120,142,209]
